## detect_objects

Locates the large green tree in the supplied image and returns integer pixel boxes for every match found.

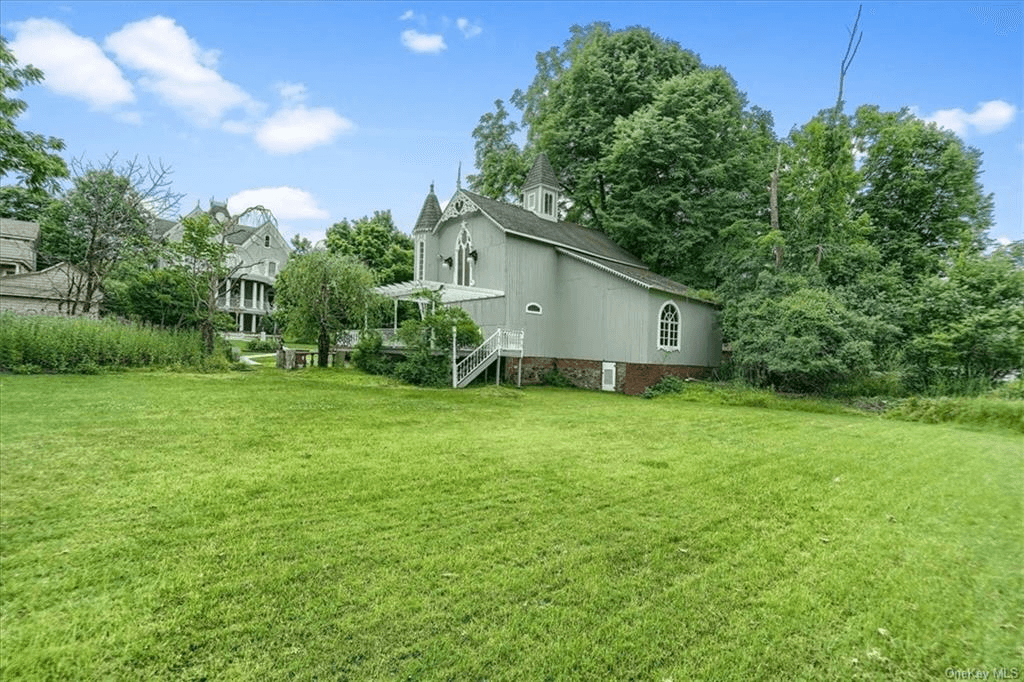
[515,24,702,226]
[40,170,154,314]
[274,251,377,367]
[467,99,531,202]
[853,105,993,283]
[325,210,413,285]
[0,36,67,194]
[600,69,775,289]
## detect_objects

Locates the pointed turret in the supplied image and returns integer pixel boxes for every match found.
[413,182,442,234]
[522,153,559,222]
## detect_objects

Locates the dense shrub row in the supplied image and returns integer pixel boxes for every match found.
[0,312,230,373]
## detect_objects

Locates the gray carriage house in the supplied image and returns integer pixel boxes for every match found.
[376,154,722,395]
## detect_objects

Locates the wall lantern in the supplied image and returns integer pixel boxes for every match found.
[441,256,453,268]
[468,250,478,263]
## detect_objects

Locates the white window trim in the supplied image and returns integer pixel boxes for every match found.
[526,302,543,315]
[657,301,681,352]
[455,227,474,286]
[416,239,426,281]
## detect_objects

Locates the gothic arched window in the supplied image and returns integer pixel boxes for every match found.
[455,228,473,286]
[658,301,680,351]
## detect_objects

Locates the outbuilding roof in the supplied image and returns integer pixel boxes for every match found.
[458,189,645,268]
[0,218,40,241]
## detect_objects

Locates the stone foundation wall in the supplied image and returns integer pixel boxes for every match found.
[507,356,710,394]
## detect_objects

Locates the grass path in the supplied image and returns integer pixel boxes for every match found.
[1,370,1021,679]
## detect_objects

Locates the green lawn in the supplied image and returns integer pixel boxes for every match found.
[1,369,1020,680]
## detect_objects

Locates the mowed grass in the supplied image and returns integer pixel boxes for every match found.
[1,370,1020,680]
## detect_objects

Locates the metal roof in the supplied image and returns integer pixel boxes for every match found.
[555,248,716,306]
[459,189,645,267]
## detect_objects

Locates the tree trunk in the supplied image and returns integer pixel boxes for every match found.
[318,328,330,368]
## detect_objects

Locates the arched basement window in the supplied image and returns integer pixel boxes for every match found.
[455,228,473,286]
[658,301,680,351]
[526,302,543,315]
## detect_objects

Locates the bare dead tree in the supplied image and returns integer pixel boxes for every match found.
[834,5,864,119]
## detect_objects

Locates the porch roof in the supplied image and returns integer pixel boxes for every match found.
[374,280,505,304]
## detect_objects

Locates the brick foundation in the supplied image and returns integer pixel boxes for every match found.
[506,356,713,395]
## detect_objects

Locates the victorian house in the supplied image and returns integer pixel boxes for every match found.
[156,201,291,334]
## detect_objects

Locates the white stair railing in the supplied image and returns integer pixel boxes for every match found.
[453,328,502,388]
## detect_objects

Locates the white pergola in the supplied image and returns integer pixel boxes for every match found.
[373,280,505,305]
[373,280,505,330]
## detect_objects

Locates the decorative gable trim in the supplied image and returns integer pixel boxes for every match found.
[438,192,481,225]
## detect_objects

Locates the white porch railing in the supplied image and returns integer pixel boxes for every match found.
[453,327,524,388]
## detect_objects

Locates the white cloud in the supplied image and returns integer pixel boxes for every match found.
[996,235,1013,246]
[276,82,307,104]
[105,16,259,125]
[401,29,446,54]
[457,18,482,39]
[9,18,134,110]
[228,187,328,220]
[399,10,415,21]
[914,99,1018,137]
[254,106,354,154]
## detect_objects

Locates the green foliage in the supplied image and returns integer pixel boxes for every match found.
[854,105,993,282]
[601,69,775,289]
[39,168,157,313]
[886,395,1024,434]
[325,210,413,285]
[0,36,68,192]
[396,298,483,351]
[904,246,1024,391]
[540,367,573,388]
[389,298,483,387]
[640,375,687,399]
[466,99,531,202]
[0,185,54,221]
[289,234,313,255]
[244,338,280,352]
[275,250,377,366]
[351,329,391,376]
[0,312,228,372]
[724,273,878,393]
[519,24,702,226]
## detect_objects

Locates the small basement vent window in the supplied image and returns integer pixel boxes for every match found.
[526,302,543,315]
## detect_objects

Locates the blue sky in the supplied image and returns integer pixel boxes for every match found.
[3,1,1021,247]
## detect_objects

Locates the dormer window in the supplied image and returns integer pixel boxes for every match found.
[543,193,553,216]
[264,235,270,247]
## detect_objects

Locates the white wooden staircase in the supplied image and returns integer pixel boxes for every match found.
[453,328,524,388]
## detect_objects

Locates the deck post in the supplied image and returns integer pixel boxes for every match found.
[451,325,457,388]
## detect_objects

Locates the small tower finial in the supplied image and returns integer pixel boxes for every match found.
[430,181,435,194]
[456,162,462,190]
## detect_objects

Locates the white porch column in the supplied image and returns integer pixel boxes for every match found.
[226,277,232,307]
[237,312,243,332]
[261,283,266,310]
[251,313,257,333]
